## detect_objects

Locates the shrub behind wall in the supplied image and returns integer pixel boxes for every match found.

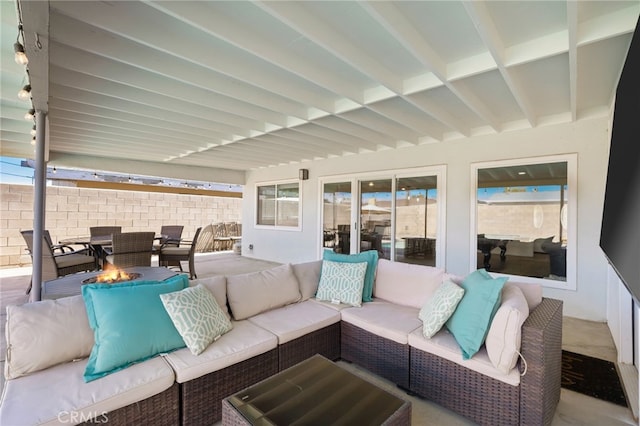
[0,183,242,268]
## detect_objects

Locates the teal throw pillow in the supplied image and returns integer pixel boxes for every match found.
[445,269,507,359]
[322,249,378,302]
[316,260,367,307]
[160,284,232,355]
[82,274,189,382]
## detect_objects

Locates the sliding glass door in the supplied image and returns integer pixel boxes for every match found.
[360,179,392,260]
[322,181,353,254]
[321,167,444,268]
[395,175,438,266]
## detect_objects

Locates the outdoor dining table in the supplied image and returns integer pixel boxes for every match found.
[59,234,169,268]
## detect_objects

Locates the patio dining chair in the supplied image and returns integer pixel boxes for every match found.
[89,226,122,265]
[21,230,97,294]
[153,225,184,253]
[195,224,215,252]
[213,222,231,251]
[104,231,155,269]
[159,227,202,279]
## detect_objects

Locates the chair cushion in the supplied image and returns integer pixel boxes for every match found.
[163,320,278,383]
[0,356,175,425]
[4,295,94,380]
[160,246,190,256]
[55,253,95,268]
[316,260,367,307]
[408,328,520,386]
[81,275,189,382]
[374,259,445,309]
[341,301,422,344]
[248,300,340,344]
[322,249,378,302]
[226,263,301,320]
[160,284,233,355]
[446,269,507,359]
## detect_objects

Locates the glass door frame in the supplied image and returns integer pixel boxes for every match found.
[318,166,446,269]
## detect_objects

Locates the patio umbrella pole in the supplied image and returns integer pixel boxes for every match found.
[31,110,47,302]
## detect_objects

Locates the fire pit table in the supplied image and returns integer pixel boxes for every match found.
[42,266,179,300]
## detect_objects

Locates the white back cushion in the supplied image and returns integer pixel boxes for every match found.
[374,259,445,309]
[446,273,542,311]
[291,260,322,301]
[485,283,530,373]
[5,296,94,380]
[191,275,230,318]
[226,263,301,320]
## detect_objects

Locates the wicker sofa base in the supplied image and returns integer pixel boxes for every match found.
[341,321,410,389]
[409,348,519,425]
[278,322,341,370]
[78,382,180,426]
[179,348,278,426]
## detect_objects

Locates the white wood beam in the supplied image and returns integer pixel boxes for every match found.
[148,0,368,103]
[361,0,501,132]
[50,42,292,129]
[463,1,536,127]
[253,0,402,96]
[50,2,335,115]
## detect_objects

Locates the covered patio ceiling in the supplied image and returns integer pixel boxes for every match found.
[1,1,639,185]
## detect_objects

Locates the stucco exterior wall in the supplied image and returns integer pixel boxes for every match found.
[0,183,242,268]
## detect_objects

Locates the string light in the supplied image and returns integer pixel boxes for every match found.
[13,41,28,65]
[52,167,57,174]
[17,84,31,101]
[30,125,36,136]
[24,109,35,120]
[30,137,36,146]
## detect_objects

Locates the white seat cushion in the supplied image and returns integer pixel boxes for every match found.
[340,300,422,344]
[163,320,277,383]
[0,356,175,426]
[308,298,354,311]
[248,300,340,344]
[408,327,520,386]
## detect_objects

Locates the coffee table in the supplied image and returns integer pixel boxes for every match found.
[222,354,411,425]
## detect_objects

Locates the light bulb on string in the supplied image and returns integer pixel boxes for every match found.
[24,109,35,120]
[30,125,36,136]
[18,84,31,101]
[14,42,28,65]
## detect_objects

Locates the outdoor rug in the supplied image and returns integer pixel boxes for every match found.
[561,350,628,407]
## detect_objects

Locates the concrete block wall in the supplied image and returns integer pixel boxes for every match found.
[0,183,242,268]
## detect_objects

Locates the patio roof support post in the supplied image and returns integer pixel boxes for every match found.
[30,110,47,302]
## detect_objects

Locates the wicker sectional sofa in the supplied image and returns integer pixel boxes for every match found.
[1,258,562,426]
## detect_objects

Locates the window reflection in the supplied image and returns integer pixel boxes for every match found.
[395,176,438,266]
[323,182,352,253]
[257,182,300,228]
[360,180,391,259]
[476,162,567,281]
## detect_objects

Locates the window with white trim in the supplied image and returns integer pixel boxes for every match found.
[256,181,300,229]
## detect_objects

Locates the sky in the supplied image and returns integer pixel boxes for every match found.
[0,157,34,185]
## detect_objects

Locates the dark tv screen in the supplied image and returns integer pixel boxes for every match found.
[600,17,640,302]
